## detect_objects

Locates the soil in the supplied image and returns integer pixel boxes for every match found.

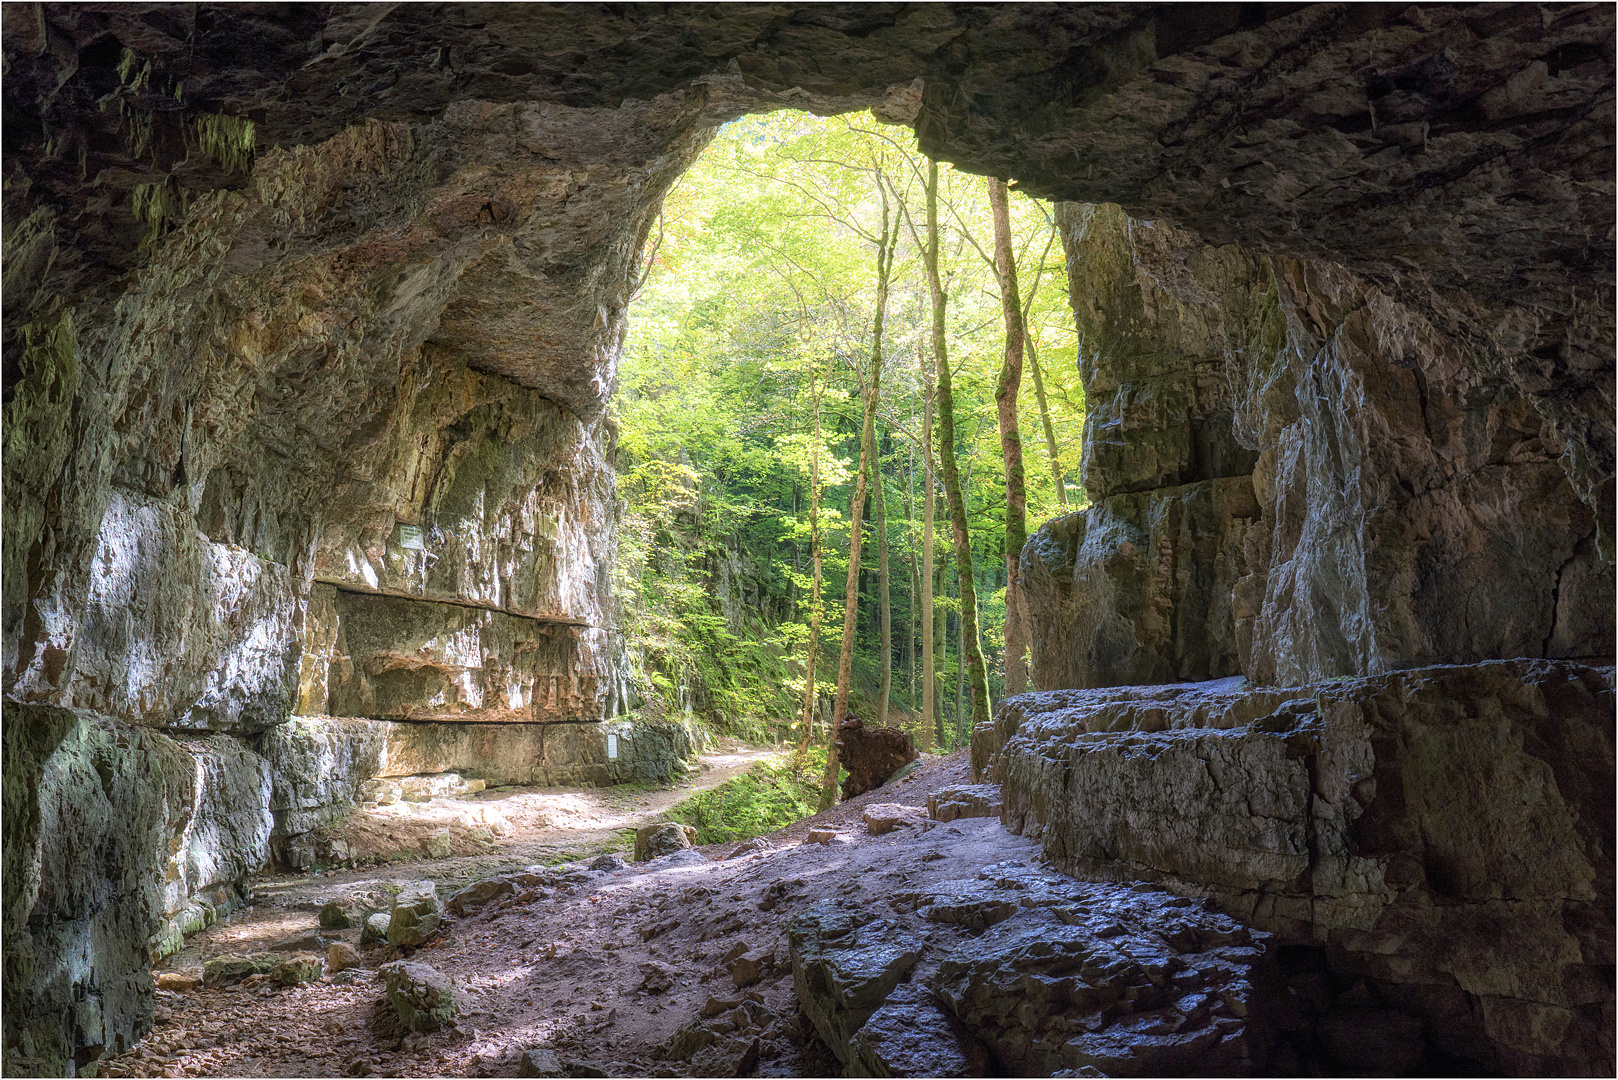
[101,748,1027,1078]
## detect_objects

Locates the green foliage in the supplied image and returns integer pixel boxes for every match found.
[615,110,1088,739]
[664,750,828,845]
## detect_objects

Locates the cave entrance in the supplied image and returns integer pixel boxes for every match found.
[615,109,1085,775]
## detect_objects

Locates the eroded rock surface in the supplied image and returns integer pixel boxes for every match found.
[980,659,1616,1074]
[3,6,1612,1074]
[1027,202,1612,690]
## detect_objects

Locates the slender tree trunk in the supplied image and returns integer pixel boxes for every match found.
[926,160,991,741]
[1028,336,1067,506]
[933,561,946,747]
[797,382,824,763]
[822,181,898,808]
[988,177,1029,698]
[920,366,936,754]
[905,439,918,731]
[875,431,892,729]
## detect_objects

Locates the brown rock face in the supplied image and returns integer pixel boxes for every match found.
[834,717,919,800]
[978,659,1615,1075]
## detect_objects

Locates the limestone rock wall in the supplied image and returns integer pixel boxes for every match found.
[297,585,612,725]
[977,660,1615,1074]
[1,705,275,1076]
[1026,202,1613,689]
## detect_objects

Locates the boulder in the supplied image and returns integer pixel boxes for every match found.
[379,961,458,1031]
[326,941,362,973]
[806,829,837,845]
[387,881,444,947]
[360,911,392,946]
[725,837,774,860]
[835,717,918,800]
[155,971,201,992]
[639,960,677,993]
[319,898,365,929]
[202,953,280,988]
[518,1047,566,1077]
[587,854,629,872]
[861,804,928,836]
[926,785,1002,823]
[446,876,516,915]
[634,822,696,863]
[270,931,328,952]
[789,901,922,1065]
[728,948,775,989]
[271,954,324,985]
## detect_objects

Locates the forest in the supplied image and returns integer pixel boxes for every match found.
[611,110,1087,800]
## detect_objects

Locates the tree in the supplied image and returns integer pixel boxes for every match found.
[988,177,1029,697]
[823,170,900,808]
[924,160,991,739]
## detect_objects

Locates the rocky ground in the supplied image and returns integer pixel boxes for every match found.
[102,748,997,1078]
[103,746,1273,1078]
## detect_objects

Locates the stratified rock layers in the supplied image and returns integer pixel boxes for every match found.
[977,659,1615,1075]
[1025,204,1612,691]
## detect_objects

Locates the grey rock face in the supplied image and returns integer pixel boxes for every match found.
[982,660,1615,1075]
[1030,202,1612,690]
[300,587,613,724]
[848,982,986,1078]
[2,704,278,1075]
[931,903,1268,1077]
[789,902,923,1065]
[256,715,386,868]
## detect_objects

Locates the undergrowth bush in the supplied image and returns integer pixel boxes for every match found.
[665,748,827,845]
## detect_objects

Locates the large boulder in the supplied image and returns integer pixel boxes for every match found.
[849,982,989,1078]
[835,717,918,800]
[379,961,458,1031]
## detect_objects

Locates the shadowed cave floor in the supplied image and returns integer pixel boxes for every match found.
[104,751,1004,1078]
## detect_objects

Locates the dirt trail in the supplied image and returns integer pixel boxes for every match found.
[108,749,1001,1079]
[241,741,778,929]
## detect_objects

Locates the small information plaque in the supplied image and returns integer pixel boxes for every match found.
[607,733,619,760]
[397,525,425,551]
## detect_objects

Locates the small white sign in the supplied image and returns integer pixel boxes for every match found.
[397,525,425,551]
[607,733,618,760]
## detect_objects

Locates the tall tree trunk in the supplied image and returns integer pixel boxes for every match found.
[933,561,946,746]
[1027,336,1067,506]
[988,176,1029,698]
[920,365,936,753]
[822,180,898,808]
[905,439,919,732]
[927,160,991,741]
[875,430,892,728]
[796,382,824,763]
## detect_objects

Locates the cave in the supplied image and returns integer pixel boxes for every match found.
[2,5,1612,1078]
